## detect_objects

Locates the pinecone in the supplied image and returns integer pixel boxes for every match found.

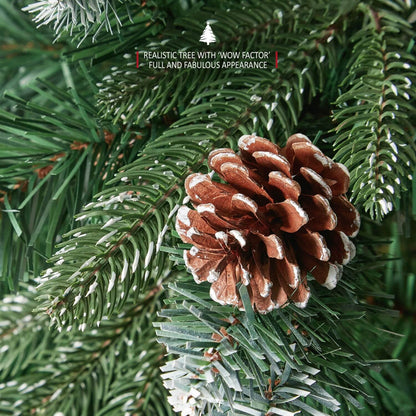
[176,134,360,313]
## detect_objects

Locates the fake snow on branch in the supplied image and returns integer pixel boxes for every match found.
[200,22,216,45]
[22,0,122,39]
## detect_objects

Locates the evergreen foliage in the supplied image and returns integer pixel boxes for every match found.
[0,285,172,415]
[332,1,416,219]
[0,0,415,415]
[23,0,129,41]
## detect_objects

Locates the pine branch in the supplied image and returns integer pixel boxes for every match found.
[157,235,398,416]
[21,0,173,48]
[0,0,61,106]
[22,0,128,42]
[332,1,416,220]
[0,286,172,415]
[0,72,147,294]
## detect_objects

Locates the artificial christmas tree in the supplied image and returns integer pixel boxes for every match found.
[0,0,415,415]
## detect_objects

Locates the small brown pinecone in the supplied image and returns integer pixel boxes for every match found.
[176,134,360,313]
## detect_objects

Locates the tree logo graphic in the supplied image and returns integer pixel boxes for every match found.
[199,21,216,45]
